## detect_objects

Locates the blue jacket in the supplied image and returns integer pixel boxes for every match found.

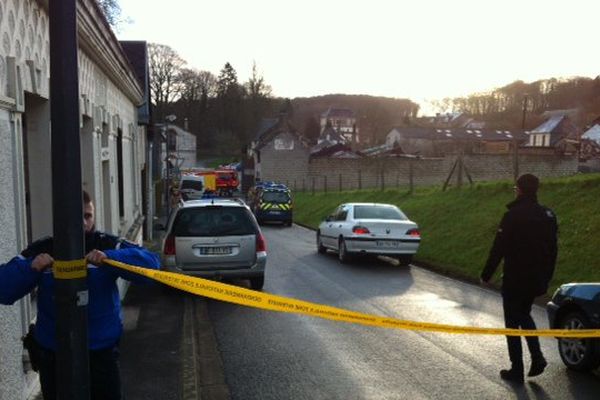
[0,232,160,350]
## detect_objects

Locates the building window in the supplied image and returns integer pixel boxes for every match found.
[274,137,294,150]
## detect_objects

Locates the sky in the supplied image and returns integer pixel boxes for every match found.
[117,0,600,114]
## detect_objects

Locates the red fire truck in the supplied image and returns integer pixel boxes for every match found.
[215,168,239,197]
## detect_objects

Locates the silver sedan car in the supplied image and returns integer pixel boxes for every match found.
[317,203,420,265]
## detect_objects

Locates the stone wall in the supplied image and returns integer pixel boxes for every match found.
[282,154,578,192]
[258,131,310,186]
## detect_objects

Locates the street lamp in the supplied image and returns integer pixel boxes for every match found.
[164,114,176,217]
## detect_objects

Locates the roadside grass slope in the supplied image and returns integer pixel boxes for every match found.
[293,173,600,294]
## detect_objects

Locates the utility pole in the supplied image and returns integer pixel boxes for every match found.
[164,115,176,217]
[49,1,90,399]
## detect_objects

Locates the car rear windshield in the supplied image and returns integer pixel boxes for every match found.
[353,205,406,220]
[172,207,256,237]
[261,191,290,203]
[181,179,203,191]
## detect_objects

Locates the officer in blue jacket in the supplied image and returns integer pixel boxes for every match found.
[0,191,160,400]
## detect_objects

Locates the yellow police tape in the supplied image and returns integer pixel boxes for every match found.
[54,259,87,279]
[105,259,600,338]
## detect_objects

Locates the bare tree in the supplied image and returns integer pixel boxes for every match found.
[148,43,186,119]
[245,62,273,135]
[245,61,272,99]
[96,0,125,28]
[178,68,217,102]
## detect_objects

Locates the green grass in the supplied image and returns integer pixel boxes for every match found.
[293,173,600,294]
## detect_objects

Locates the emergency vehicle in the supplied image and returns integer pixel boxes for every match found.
[248,182,293,226]
[215,168,239,197]
[179,170,216,201]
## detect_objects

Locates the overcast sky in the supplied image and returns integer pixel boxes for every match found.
[117,0,599,113]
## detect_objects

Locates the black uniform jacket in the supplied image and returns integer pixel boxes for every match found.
[481,195,558,296]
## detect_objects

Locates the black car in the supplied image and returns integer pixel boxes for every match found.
[547,283,600,371]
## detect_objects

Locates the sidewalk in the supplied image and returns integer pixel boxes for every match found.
[32,216,229,400]
[120,215,230,400]
[120,216,185,399]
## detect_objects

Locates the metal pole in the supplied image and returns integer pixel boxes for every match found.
[49,1,90,399]
[409,159,414,194]
[358,170,362,190]
[164,125,170,218]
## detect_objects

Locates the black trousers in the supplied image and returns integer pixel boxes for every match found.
[502,292,544,370]
[38,345,122,400]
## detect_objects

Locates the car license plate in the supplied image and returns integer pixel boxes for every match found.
[200,246,232,255]
[269,210,281,215]
[376,240,400,247]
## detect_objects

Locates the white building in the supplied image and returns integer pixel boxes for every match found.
[156,123,197,170]
[319,107,359,144]
[0,1,150,399]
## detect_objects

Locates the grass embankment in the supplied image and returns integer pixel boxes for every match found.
[293,173,600,294]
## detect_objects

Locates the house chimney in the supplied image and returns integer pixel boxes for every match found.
[184,117,189,131]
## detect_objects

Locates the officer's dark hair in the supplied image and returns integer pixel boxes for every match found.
[516,173,539,196]
[83,190,91,204]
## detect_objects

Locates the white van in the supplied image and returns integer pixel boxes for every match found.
[179,175,205,201]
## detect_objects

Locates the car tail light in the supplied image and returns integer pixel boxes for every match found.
[352,225,370,234]
[256,232,267,253]
[406,228,420,237]
[163,235,176,255]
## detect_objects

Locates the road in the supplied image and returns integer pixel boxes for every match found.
[206,224,600,400]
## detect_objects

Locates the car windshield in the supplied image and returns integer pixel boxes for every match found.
[181,179,203,191]
[172,207,256,236]
[353,205,406,220]
[262,191,290,203]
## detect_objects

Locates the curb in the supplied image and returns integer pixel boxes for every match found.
[182,297,230,400]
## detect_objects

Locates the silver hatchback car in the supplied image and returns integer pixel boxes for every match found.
[161,198,267,290]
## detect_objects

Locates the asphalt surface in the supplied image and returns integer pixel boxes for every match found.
[205,223,600,400]
[44,218,595,400]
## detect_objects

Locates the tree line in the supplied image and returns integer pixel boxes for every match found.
[148,43,421,154]
[149,43,282,154]
[432,77,600,130]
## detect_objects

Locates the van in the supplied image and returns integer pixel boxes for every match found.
[249,182,293,226]
[179,172,217,201]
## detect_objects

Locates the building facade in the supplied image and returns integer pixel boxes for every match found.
[0,1,149,399]
[319,107,359,144]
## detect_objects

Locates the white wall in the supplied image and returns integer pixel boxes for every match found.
[0,1,147,399]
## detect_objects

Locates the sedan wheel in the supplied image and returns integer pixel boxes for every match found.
[338,238,350,263]
[317,232,326,254]
[558,311,600,371]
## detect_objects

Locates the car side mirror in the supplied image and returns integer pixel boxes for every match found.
[325,215,333,222]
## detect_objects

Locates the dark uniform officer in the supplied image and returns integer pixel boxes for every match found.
[481,173,558,383]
